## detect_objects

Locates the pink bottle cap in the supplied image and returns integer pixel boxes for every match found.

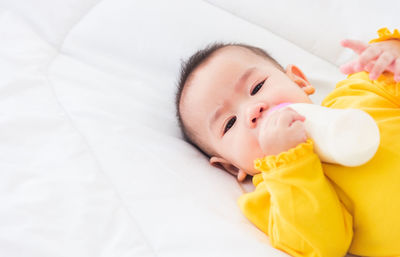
[268,102,292,114]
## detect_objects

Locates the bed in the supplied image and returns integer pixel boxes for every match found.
[0,0,398,256]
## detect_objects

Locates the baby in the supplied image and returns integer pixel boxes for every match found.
[176,28,400,257]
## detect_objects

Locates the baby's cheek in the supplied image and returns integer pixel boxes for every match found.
[231,133,264,171]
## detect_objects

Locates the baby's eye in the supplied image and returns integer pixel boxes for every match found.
[251,80,265,95]
[224,116,236,134]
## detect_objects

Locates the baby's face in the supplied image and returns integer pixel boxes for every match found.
[180,46,313,180]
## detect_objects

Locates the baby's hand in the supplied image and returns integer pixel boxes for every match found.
[258,107,307,156]
[340,39,400,82]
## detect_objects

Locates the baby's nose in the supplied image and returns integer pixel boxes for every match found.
[247,103,267,128]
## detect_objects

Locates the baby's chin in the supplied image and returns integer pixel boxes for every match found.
[245,167,261,177]
[238,157,262,177]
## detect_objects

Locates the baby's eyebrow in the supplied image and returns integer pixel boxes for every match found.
[209,67,257,130]
[234,67,256,92]
[210,104,225,130]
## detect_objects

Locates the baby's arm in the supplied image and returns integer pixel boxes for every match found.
[340,28,400,81]
[238,140,353,257]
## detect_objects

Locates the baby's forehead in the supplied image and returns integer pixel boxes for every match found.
[192,46,262,79]
[208,45,261,63]
[185,45,276,100]
[199,45,276,77]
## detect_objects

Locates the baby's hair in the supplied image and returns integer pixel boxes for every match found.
[175,42,284,158]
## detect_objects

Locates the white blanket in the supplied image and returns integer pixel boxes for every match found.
[0,0,398,256]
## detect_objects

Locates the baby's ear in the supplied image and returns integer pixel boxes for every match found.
[286,64,315,95]
[210,157,247,182]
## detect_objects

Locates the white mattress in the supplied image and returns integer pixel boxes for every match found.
[0,0,398,256]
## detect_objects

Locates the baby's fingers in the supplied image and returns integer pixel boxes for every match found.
[369,52,396,80]
[288,120,307,142]
[394,58,400,82]
[340,60,363,74]
[278,108,305,128]
[341,39,368,55]
[359,46,382,68]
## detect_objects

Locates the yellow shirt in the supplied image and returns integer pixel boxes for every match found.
[238,28,400,257]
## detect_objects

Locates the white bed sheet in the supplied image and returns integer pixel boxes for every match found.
[0,0,398,256]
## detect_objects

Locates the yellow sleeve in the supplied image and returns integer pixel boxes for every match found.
[238,140,353,257]
[369,27,400,43]
[322,71,400,109]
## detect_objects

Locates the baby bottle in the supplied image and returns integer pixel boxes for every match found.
[274,103,380,167]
